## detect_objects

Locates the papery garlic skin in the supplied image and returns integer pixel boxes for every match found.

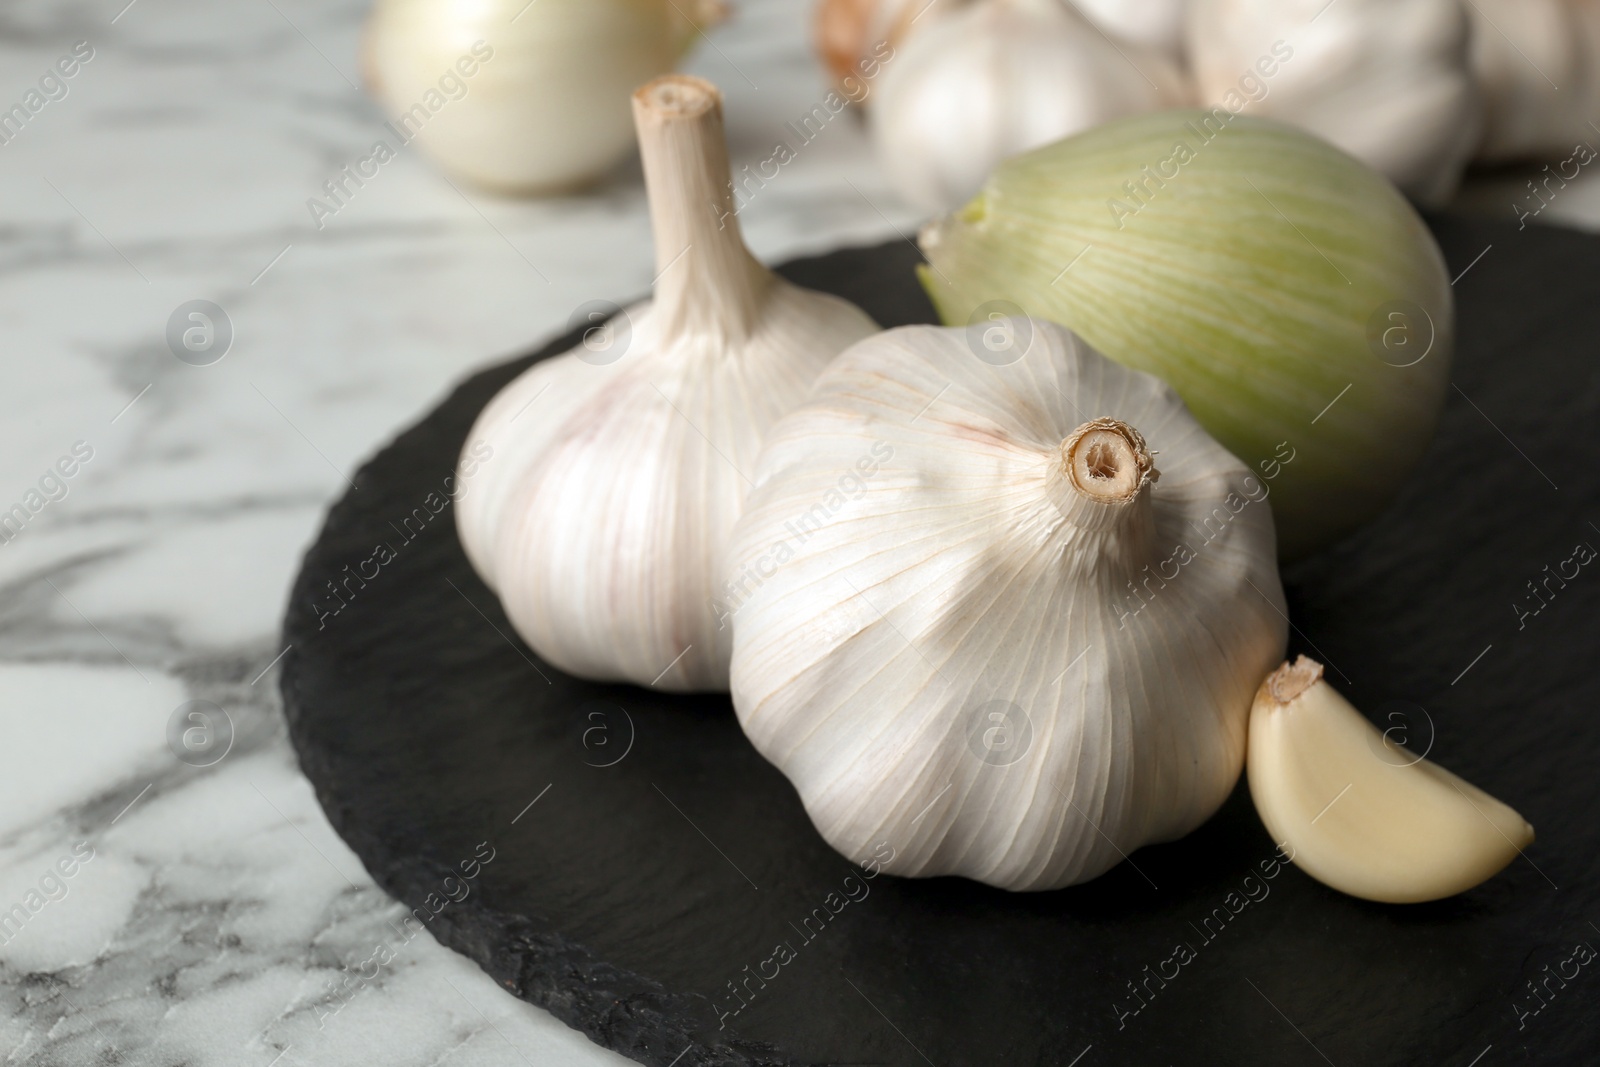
[1249,657,1535,904]
[457,76,878,691]
[870,0,1190,212]
[726,320,1287,891]
[1469,0,1600,162]
[814,0,971,97]
[363,0,721,193]
[1185,0,1479,204]
[1075,0,1189,60]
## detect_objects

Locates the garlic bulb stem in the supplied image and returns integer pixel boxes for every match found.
[1049,417,1159,536]
[632,77,767,342]
[1061,417,1154,503]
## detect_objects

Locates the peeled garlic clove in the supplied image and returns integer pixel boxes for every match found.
[870,0,1190,212]
[726,319,1287,891]
[1248,657,1535,904]
[362,0,724,194]
[1185,0,1480,204]
[457,76,879,691]
[1468,0,1600,162]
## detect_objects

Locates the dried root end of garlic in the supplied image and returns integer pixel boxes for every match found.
[456,75,878,692]
[726,319,1287,891]
[1248,656,1535,904]
[1061,417,1157,501]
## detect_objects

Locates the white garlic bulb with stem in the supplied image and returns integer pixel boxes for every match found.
[1468,0,1600,162]
[916,110,1455,561]
[456,75,879,691]
[1185,0,1479,204]
[362,0,725,194]
[870,0,1190,212]
[725,320,1287,890]
[1248,657,1534,903]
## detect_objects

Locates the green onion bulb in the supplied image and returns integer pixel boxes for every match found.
[918,110,1453,559]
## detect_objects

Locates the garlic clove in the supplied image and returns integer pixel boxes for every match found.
[726,319,1286,890]
[1248,657,1535,904]
[362,0,725,194]
[1185,0,1480,204]
[457,75,878,691]
[870,0,1190,212]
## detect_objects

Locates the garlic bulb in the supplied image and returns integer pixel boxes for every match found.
[456,75,879,691]
[918,110,1455,560]
[725,320,1287,891]
[1074,0,1189,60]
[814,0,971,97]
[1469,0,1600,162]
[362,0,724,193]
[1184,0,1479,204]
[1249,657,1534,903]
[870,0,1190,212]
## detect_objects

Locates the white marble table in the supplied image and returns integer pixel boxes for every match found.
[0,1,1591,1064]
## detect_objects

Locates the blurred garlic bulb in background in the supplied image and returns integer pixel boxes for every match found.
[1186,0,1479,204]
[456,77,878,690]
[726,321,1287,890]
[363,0,724,193]
[1468,0,1600,162]
[1073,0,1189,60]
[871,0,1189,211]
[815,0,972,97]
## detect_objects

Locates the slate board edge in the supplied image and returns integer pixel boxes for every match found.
[279,341,796,1067]
[273,240,927,1067]
[275,223,1576,1067]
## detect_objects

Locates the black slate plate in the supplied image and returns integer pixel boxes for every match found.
[281,216,1600,1067]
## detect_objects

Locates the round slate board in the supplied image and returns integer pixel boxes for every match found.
[281,216,1600,1067]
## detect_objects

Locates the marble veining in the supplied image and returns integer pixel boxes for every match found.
[0,0,1590,1063]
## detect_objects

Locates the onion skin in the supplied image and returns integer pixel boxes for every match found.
[918,110,1453,559]
[362,0,717,194]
